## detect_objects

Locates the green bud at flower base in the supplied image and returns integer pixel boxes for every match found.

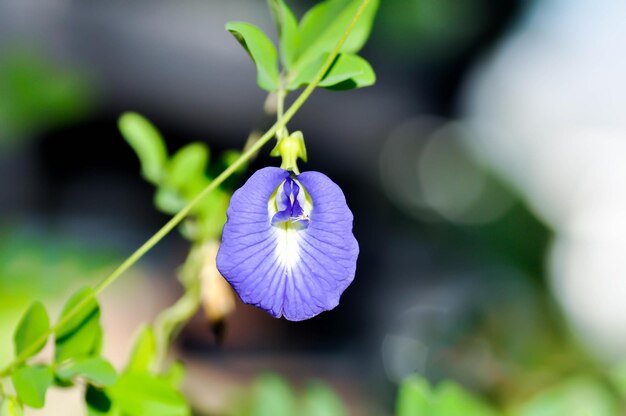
[270,131,308,174]
[0,397,23,416]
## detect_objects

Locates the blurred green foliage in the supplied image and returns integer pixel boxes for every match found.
[0,229,116,301]
[85,325,189,416]
[229,374,347,416]
[397,375,497,416]
[375,0,489,61]
[4,288,189,415]
[388,274,626,415]
[0,49,94,146]
[0,228,118,369]
[396,373,626,416]
[118,112,233,242]
[513,376,620,416]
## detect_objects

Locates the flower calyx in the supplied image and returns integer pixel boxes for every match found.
[270,131,307,174]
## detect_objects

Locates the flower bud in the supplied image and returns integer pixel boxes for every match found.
[200,241,236,324]
[270,131,307,174]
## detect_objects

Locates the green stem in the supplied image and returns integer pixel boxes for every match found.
[153,283,201,372]
[0,0,370,378]
[151,242,204,373]
[276,75,287,139]
[277,81,286,120]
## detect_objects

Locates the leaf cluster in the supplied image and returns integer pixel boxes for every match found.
[87,327,189,416]
[5,290,116,414]
[227,0,379,92]
[118,112,241,242]
[3,293,189,416]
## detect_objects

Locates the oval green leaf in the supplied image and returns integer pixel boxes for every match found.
[108,372,190,416]
[436,381,498,416]
[162,361,186,389]
[57,357,117,387]
[320,53,375,89]
[268,0,301,70]
[118,112,168,185]
[288,53,375,90]
[301,382,347,416]
[153,186,186,215]
[85,384,114,416]
[55,287,102,362]
[125,326,157,373]
[396,376,433,416]
[292,0,379,75]
[249,374,295,416]
[512,376,618,416]
[166,143,209,192]
[226,22,280,91]
[11,365,53,409]
[13,301,49,358]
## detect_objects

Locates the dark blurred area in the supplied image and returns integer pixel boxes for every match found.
[4,0,626,414]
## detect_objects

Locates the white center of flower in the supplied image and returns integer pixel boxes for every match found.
[273,225,302,269]
[267,178,313,269]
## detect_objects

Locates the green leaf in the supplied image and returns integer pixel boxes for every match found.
[108,372,190,416]
[268,0,300,70]
[609,360,626,399]
[55,287,102,362]
[287,53,375,90]
[226,22,280,91]
[219,149,248,174]
[163,361,186,389]
[396,375,433,416]
[0,50,93,144]
[13,301,49,358]
[395,376,498,416]
[85,384,121,416]
[125,326,157,373]
[249,374,295,416]
[166,143,209,192]
[436,381,497,416]
[512,376,618,416]
[57,357,117,387]
[320,54,375,89]
[301,382,346,416]
[292,0,379,75]
[118,112,168,184]
[154,187,186,215]
[0,396,24,416]
[85,384,111,415]
[11,365,53,409]
[196,188,230,240]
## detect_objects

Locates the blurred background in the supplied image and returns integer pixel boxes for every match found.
[2,0,626,414]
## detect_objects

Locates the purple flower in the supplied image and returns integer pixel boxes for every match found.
[216,167,359,321]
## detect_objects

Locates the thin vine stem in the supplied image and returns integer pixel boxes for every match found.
[0,0,370,378]
[277,79,286,120]
[276,75,287,139]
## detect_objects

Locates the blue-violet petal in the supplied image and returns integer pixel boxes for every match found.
[216,167,359,321]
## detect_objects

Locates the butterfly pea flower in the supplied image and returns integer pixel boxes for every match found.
[216,167,358,321]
